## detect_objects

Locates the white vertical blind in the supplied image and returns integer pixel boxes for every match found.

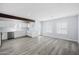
[56,22,68,34]
[41,15,78,41]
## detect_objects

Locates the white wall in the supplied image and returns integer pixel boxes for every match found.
[27,20,41,37]
[0,33,1,46]
[78,15,79,43]
[0,4,3,46]
[41,15,78,42]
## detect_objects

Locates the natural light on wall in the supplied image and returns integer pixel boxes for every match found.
[56,22,68,34]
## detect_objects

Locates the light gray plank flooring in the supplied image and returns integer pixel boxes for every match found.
[0,36,79,55]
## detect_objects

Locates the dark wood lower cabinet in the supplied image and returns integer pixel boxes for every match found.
[7,32,14,39]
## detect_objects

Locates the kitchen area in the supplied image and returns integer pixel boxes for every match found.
[0,13,35,46]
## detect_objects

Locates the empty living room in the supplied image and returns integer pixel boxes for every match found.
[0,3,79,55]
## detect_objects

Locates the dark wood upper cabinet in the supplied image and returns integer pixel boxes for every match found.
[0,13,35,22]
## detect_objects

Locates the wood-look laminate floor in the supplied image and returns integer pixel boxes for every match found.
[0,36,79,55]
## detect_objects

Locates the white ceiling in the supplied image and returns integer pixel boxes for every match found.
[0,3,79,21]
